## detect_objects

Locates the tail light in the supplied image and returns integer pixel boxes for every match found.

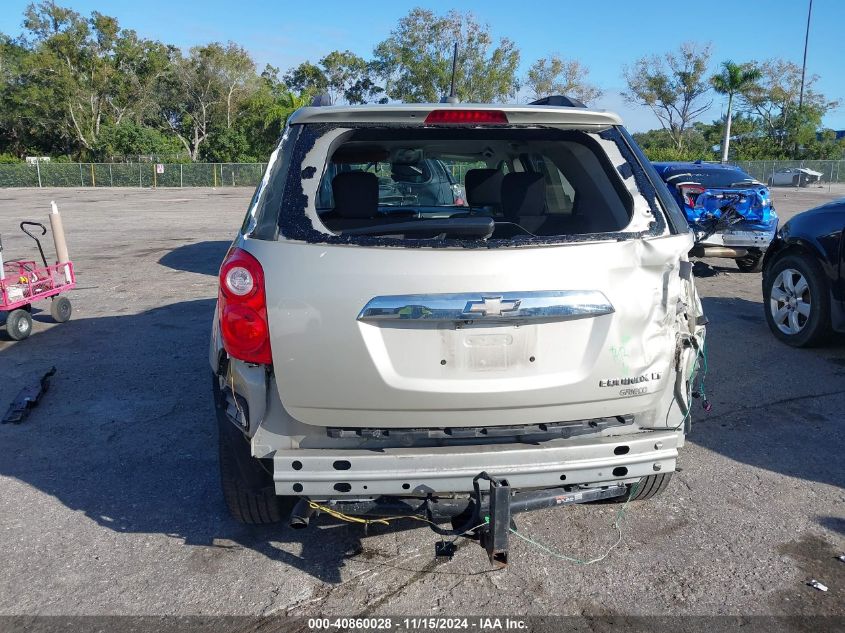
[218,247,272,365]
[679,184,705,208]
[424,109,509,124]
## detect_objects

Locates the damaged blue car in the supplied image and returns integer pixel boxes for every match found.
[653,162,778,272]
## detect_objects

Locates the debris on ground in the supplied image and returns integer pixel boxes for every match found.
[807,579,829,592]
[1,366,57,424]
[692,261,728,278]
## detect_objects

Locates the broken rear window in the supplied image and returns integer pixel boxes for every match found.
[267,124,665,247]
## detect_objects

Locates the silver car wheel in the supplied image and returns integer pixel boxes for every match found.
[770,268,811,335]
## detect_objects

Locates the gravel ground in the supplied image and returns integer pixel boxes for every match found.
[0,184,842,620]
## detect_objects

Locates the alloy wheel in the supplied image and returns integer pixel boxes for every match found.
[770,268,811,335]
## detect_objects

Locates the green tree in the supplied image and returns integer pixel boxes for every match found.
[20,2,169,156]
[623,43,712,150]
[158,43,258,160]
[216,65,309,161]
[738,58,838,157]
[285,52,381,105]
[320,50,382,104]
[524,56,602,104]
[283,61,328,97]
[93,120,184,160]
[0,34,43,156]
[209,42,257,129]
[710,61,761,163]
[372,8,520,103]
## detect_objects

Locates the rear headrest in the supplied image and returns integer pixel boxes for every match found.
[464,169,503,207]
[501,172,546,218]
[332,171,378,218]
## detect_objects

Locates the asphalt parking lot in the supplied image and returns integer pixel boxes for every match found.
[0,184,843,619]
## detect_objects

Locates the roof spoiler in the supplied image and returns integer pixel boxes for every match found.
[529,95,587,108]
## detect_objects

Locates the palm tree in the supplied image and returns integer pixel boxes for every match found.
[263,90,311,132]
[711,61,762,163]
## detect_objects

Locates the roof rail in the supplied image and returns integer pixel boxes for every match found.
[311,94,332,107]
[529,95,587,108]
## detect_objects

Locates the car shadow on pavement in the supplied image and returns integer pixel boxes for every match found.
[158,240,231,276]
[690,296,845,495]
[0,298,424,585]
[2,294,843,585]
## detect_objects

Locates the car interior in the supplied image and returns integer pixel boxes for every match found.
[314,128,634,240]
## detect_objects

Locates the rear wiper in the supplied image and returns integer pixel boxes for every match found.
[341,217,495,239]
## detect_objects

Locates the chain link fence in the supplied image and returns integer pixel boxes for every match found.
[1,159,843,189]
[0,163,267,188]
[730,160,844,185]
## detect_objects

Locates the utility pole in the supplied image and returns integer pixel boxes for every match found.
[798,0,813,113]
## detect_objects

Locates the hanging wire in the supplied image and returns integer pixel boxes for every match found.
[507,480,641,565]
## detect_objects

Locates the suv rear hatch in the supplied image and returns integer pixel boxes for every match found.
[243,106,694,429]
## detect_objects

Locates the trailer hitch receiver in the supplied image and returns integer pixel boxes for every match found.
[474,472,511,568]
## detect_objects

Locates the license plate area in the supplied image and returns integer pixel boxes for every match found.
[449,323,534,372]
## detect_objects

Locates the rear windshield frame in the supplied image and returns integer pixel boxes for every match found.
[252,123,672,247]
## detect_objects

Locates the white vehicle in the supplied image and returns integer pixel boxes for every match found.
[768,167,823,187]
[210,98,707,562]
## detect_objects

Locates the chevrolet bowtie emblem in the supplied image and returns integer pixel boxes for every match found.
[463,296,521,317]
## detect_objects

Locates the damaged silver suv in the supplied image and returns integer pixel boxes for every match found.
[210,99,706,560]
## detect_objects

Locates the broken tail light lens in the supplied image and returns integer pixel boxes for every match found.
[424,109,509,125]
[218,247,272,365]
[679,184,706,208]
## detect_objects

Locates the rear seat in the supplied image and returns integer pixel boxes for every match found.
[499,172,587,237]
[500,172,546,235]
[319,171,379,231]
[464,168,503,214]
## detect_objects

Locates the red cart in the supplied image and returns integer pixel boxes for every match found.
[1,222,75,340]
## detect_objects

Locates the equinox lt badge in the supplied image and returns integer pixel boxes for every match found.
[599,373,662,387]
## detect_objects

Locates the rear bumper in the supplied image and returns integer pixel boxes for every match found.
[271,429,680,496]
[697,224,777,250]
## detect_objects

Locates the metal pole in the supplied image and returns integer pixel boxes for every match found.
[35,160,42,188]
[180,163,183,188]
[139,163,142,188]
[79,163,84,187]
[798,0,813,113]
[109,163,113,187]
[91,163,95,188]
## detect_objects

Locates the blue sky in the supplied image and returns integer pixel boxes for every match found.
[2,0,843,131]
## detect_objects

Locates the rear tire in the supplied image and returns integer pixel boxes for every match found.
[602,473,673,504]
[214,375,291,524]
[50,296,72,323]
[6,309,32,340]
[735,253,763,273]
[627,473,673,501]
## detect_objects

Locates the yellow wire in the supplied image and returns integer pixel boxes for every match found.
[306,501,440,528]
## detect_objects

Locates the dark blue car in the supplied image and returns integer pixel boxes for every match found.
[652,162,778,272]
